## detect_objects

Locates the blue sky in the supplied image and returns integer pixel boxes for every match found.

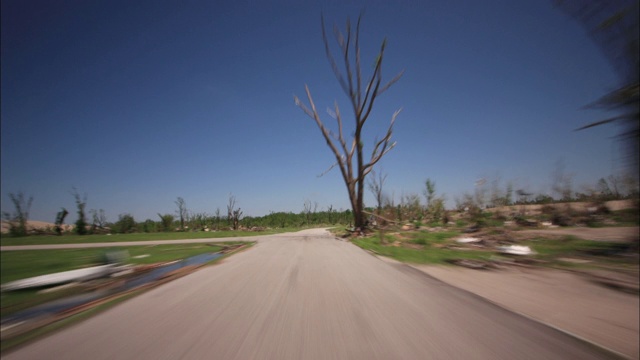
[1,0,624,223]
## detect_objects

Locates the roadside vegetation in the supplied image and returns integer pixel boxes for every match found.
[0,241,253,352]
[0,228,293,246]
[0,242,250,319]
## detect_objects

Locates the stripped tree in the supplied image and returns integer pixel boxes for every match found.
[2,192,33,237]
[294,14,403,229]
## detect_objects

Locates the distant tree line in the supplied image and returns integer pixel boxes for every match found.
[2,169,637,237]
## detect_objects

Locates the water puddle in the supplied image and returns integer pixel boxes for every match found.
[2,252,222,326]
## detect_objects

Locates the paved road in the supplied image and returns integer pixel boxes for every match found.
[4,229,618,359]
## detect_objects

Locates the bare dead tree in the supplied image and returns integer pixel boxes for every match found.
[303,200,312,225]
[175,197,188,230]
[367,169,388,213]
[294,14,404,229]
[227,194,243,230]
[90,209,107,232]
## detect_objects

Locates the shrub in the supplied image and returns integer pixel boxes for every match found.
[113,214,136,234]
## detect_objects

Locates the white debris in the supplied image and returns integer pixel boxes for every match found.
[1,265,116,292]
[456,237,481,243]
[497,245,535,256]
[133,254,150,259]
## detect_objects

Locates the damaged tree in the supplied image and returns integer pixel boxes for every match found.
[295,14,404,229]
[2,192,33,237]
[227,194,243,230]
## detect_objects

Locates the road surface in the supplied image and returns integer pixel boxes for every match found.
[3,229,619,359]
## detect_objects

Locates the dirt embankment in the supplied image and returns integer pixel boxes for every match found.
[1,220,74,234]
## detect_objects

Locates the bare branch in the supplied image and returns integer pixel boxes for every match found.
[355,15,363,106]
[359,40,386,125]
[378,69,405,95]
[321,14,350,96]
[295,85,351,188]
[363,108,402,175]
[317,161,340,177]
[342,17,355,101]
[574,115,625,130]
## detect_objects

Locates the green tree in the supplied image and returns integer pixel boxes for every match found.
[55,208,69,236]
[113,214,136,234]
[295,14,403,229]
[424,179,436,209]
[158,213,175,232]
[71,188,88,235]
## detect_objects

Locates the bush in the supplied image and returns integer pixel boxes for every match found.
[112,214,136,234]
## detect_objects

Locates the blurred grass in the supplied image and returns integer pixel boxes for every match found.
[0,242,245,319]
[352,231,491,264]
[353,229,638,268]
[0,228,295,246]
[0,243,237,284]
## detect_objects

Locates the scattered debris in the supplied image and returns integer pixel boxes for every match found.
[497,245,535,256]
[1,265,117,292]
[463,225,480,233]
[447,259,493,270]
[456,237,481,244]
[557,257,592,264]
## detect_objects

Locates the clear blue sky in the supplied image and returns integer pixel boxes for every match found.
[1,0,624,223]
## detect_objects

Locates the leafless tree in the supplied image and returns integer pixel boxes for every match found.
[551,160,574,201]
[90,209,107,231]
[175,197,188,230]
[215,207,221,230]
[227,194,243,230]
[368,169,388,213]
[303,200,312,225]
[294,14,404,229]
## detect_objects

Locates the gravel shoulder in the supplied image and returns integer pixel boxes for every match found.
[412,264,639,359]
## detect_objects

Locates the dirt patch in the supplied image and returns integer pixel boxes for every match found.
[1,220,74,234]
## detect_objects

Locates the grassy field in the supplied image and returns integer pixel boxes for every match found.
[0,243,247,284]
[351,229,638,269]
[352,230,493,264]
[0,228,296,246]
[0,242,249,319]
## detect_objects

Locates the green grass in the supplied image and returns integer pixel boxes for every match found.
[353,230,639,268]
[519,236,638,263]
[353,233,491,265]
[0,243,236,284]
[1,242,248,319]
[609,208,640,226]
[407,230,460,245]
[0,228,297,246]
